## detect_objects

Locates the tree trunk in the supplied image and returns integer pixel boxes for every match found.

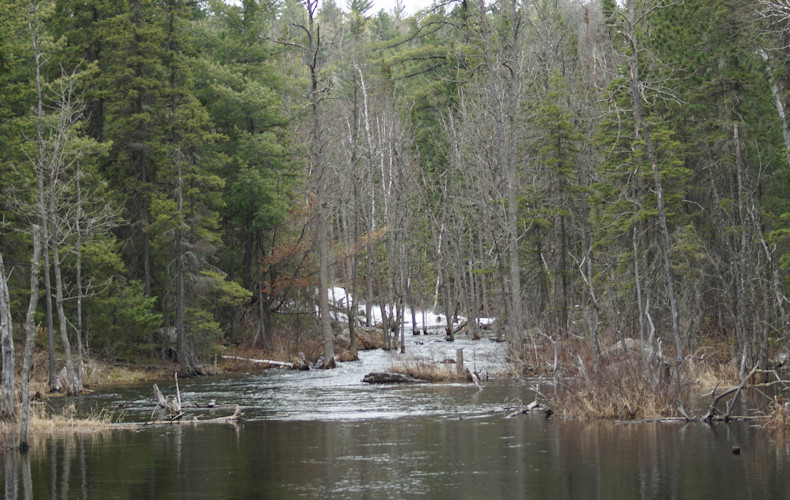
[734,122,752,374]
[632,182,647,359]
[175,157,199,375]
[758,49,790,170]
[624,1,682,367]
[300,0,335,369]
[27,0,57,391]
[20,226,42,451]
[52,245,79,393]
[75,171,85,392]
[257,287,273,349]
[468,248,480,340]
[0,253,14,420]
[318,187,335,368]
[349,186,361,357]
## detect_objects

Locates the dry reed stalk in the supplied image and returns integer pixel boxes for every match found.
[390,358,468,382]
[0,401,123,450]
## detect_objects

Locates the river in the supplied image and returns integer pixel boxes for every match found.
[2,334,790,498]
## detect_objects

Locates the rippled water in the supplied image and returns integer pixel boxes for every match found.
[70,335,511,423]
[3,335,790,499]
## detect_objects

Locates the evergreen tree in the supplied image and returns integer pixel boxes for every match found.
[197,0,294,348]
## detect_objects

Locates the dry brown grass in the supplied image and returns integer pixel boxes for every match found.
[762,398,790,434]
[0,401,123,450]
[81,361,175,388]
[28,401,116,431]
[684,358,741,391]
[554,356,688,420]
[536,339,689,420]
[389,357,469,382]
[517,335,758,420]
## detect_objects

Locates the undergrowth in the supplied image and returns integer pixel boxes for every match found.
[524,339,743,420]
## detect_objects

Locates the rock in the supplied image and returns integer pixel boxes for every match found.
[605,338,646,357]
[354,327,387,350]
[338,350,358,362]
[362,372,421,384]
[335,324,387,350]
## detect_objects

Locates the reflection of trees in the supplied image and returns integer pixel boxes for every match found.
[4,449,15,498]
[2,418,789,497]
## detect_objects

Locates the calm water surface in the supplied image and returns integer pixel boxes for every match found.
[3,336,790,499]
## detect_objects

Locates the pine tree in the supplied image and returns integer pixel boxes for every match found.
[197,0,294,348]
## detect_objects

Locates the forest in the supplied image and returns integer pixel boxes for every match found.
[1,0,790,402]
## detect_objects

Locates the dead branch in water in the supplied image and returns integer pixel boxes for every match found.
[152,383,182,421]
[145,405,244,425]
[503,397,552,418]
[702,366,758,422]
[149,372,241,424]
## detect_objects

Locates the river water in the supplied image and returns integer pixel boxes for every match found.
[3,334,790,498]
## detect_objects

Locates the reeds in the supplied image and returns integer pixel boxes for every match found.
[554,359,684,420]
[0,401,121,450]
[762,398,790,434]
[547,341,694,420]
[389,358,469,382]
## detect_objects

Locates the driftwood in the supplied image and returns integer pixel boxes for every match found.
[503,399,551,418]
[152,382,182,421]
[222,355,294,368]
[149,372,242,424]
[146,405,244,425]
[702,366,758,422]
[646,365,790,424]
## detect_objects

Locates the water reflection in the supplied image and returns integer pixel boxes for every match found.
[4,333,790,498]
[5,415,790,499]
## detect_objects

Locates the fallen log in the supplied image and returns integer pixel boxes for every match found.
[222,355,294,368]
[505,400,541,418]
[453,320,469,335]
[615,415,770,424]
[502,395,554,418]
[362,372,421,384]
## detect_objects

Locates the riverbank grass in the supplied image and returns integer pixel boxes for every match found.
[550,351,762,420]
[0,401,120,450]
[554,357,686,420]
[390,358,469,382]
